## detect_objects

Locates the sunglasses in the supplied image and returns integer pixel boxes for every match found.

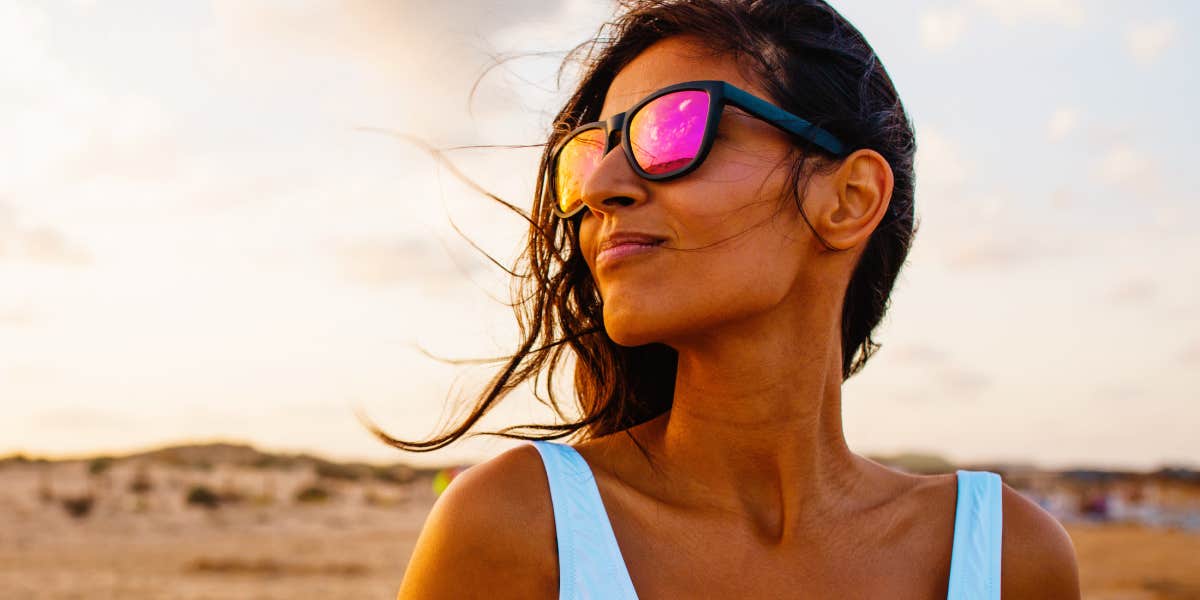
[549,80,848,218]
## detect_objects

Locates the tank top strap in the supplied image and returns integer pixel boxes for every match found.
[529,440,639,600]
[946,469,1003,600]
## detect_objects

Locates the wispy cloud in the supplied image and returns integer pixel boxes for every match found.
[1126,19,1178,65]
[1179,340,1200,366]
[944,233,1044,269]
[209,0,590,142]
[0,3,181,189]
[28,407,141,431]
[973,0,1085,27]
[911,130,1067,270]
[915,127,971,194]
[1047,107,1081,142]
[0,306,37,327]
[939,366,991,396]
[1106,278,1158,307]
[0,202,90,267]
[332,237,486,288]
[1050,186,1073,209]
[1094,381,1145,403]
[1092,144,1153,190]
[920,0,1085,52]
[884,344,990,399]
[919,6,969,51]
[889,343,949,366]
[17,226,91,266]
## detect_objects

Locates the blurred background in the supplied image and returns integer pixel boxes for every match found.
[2,1,1197,598]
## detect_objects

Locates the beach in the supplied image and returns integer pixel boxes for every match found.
[2,448,1196,599]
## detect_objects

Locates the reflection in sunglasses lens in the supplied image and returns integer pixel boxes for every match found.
[630,90,709,175]
[555,128,606,215]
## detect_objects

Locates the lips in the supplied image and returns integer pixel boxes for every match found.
[595,231,666,267]
[598,232,666,253]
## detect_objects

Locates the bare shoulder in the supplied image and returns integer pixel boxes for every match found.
[1000,483,1081,600]
[396,444,557,600]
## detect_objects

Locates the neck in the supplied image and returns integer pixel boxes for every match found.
[637,285,871,544]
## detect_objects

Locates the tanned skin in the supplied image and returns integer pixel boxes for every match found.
[398,35,1081,600]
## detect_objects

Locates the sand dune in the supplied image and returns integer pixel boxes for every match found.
[1,444,1196,599]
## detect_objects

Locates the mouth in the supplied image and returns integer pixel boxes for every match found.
[595,239,664,267]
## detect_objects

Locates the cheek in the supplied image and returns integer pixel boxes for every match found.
[587,162,805,346]
[574,217,597,275]
[600,224,805,346]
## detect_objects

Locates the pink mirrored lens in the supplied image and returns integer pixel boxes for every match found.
[554,128,606,214]
[629,90,710,175]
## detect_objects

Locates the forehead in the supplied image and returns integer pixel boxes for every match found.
[599,36,765,121]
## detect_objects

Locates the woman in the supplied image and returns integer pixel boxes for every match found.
[390,0,1080,597]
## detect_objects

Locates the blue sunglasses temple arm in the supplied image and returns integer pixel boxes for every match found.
[721,84,847,156]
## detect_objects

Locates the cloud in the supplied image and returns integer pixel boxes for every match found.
[17,226,91,266]
[58,94,180,184]
[911,130,1065,270]
[883,344,990,398]
[944,237,1031,269]
[1094,382,1145,404]
[915,127,971,194]
[1092,144,1152,190]
[27,407,140,432]
[0,201,14,231]
[1106,278,1157,307]
[919,7,968,51]
[332,237,487,288]
[941,228,1072,270]
[0,306,37,327]
[972,0,1085,28]
[489,0,617,52]
[1047,107,1080,142]
[1126,19,1178,65]
[0,3,182,189]
[890,343,949,365]
[208,1,590,141]
[0,202,91,267]
[211,0,554,51]
[1050,186,1073,209]
[939,366,991,396]
[1179,340,1200,366]
[920,0,1084,51]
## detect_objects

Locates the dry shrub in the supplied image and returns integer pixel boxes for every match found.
[295,484,331,504]
[129,469,154,494]
[251,492,276,507]
[217,485,246,505]
[363,488,408,507]
[185,557,368,576]
[37,482,54,505]
[373,464,415,485]
[61,494,95,519]
[88,457,114,476]
[186,485,220,509]
[315,461,363,481]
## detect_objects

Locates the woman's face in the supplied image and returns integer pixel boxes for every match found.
[576,36,830,348]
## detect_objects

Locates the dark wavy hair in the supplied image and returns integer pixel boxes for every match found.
[367,0,917,452]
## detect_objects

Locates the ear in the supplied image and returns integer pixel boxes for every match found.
[806,149,894,251]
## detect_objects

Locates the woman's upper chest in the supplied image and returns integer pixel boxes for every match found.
[592,464,960,599]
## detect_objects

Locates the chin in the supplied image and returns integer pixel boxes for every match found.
[601,302,688,348]
[601,306,663,348]
[604,327,660,348]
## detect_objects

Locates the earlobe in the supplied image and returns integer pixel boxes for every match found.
[820,149,894,250]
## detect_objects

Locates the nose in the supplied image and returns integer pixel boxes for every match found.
[578,128,648,216]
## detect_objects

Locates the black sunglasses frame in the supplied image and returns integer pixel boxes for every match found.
[549,79,849,218]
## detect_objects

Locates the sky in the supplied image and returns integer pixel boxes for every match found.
[2,0,1197,469]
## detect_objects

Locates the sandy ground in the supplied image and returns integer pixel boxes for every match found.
[1,459,1197,599]
[1070,523,1200,600]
